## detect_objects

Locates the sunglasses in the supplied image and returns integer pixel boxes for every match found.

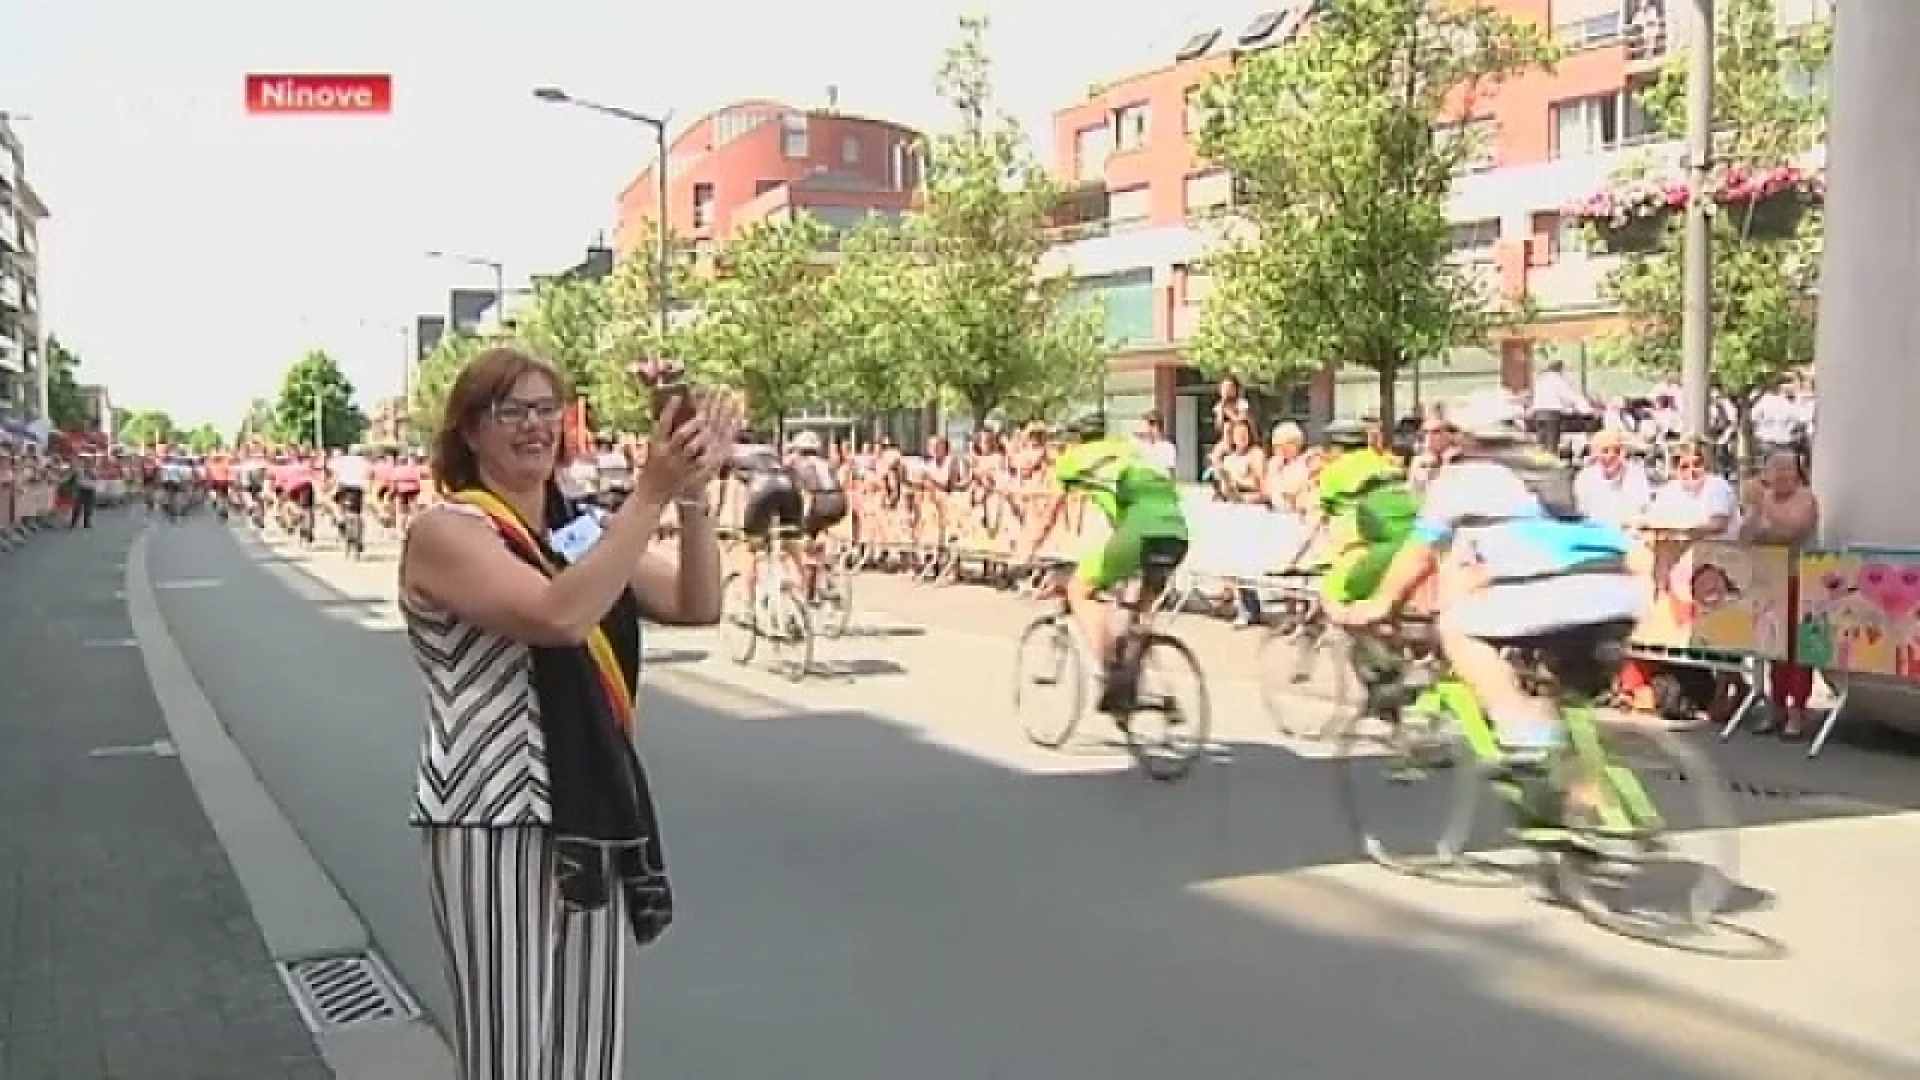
[1675,458,1707,471]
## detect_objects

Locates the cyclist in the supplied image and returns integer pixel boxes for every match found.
[1328,391,1645,815]
[158,455,192,518]
[1021,413,1189,715]
[1280,420,1421,709]
[206,453,234,513]
[785,431,848,600]
[725,434,806,603]
[278,454,319,539]
[389,451,426,529]
[239,447,271,519]
[329,444,373,536]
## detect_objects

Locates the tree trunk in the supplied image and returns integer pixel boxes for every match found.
[1375,363,1398,432]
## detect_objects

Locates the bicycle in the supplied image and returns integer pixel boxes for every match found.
[341,500,366,560]
[721,525,815,681]
[1255,567,1365,740]
[1334,615,1738,944]
[1011,554,1212,782]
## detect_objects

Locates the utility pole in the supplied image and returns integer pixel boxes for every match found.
[1680,0,1717,439]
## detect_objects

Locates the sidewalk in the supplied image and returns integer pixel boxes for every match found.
[0,509,331,1080]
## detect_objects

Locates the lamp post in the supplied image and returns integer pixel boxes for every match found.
[1679,0,1717,440]
[426,249,508,329]
[532,87,673,341]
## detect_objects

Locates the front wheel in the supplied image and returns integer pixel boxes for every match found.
[1259,619,1357,741]
[1336,698,1497,879]
[1120,633,1212,782]
[1013,617,1083,749]
[767,583,815,681]
[816,559,854,639]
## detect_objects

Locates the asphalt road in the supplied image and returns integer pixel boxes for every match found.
[144,517,1920,1080]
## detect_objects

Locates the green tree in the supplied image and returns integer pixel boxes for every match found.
[516,275,611,394]
[816,216,934,415]
[43,337,89,432]
[410,332,485,440]
[906,14,1103,426]
[236,397,276,445]
[1192,0,1553,423]
[118,409,177,449]
[679,214,839,432]
[182,423,225,453]
[1599,0,1829,436]
[579,253,697,436]
[272,349,367,449]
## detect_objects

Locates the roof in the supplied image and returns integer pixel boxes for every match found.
[1065,2,1313,109]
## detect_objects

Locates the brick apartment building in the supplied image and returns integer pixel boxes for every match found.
[613,100,923,272]
[0,113,49,421]
[1044,0,1831,479]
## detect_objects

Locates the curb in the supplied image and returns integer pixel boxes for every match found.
[125,526,456,1080]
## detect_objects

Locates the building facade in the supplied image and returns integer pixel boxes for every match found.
[0,114,49,421]
[613,101,922,272]
[1046,0,1830,476]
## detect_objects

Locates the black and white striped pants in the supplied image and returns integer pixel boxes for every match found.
[425,826,628,1080]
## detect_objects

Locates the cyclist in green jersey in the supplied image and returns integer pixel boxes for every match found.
[1281,422,1421,701]
[1022,413,1190,714]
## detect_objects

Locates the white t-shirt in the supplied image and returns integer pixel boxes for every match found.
[1646,475,1740,537]
[1750,392,1803,445]
[330,454,372,489]
[1574,460,1653,527]
[1137,437,1177,475]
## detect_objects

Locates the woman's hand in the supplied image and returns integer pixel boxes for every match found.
[633,397,709,504]
[681,391,742,495]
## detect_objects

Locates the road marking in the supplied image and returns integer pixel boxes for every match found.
[83,637,140,648]
[153,578,224,590]
[89,739,179,759]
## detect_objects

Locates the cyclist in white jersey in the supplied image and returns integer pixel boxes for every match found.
[329,445,373,516]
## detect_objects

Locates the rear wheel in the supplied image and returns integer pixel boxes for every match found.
[1120,633,1211,782]
[1550,721,1741,949]
[816,559,855,639]
[1336,696,1504,880]
[767,583,815,681]
[720,571,759,665]
[1014,617,1083,749]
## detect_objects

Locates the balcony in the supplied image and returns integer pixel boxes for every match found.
[1172,302,1201,342]
[0,274,20,309]
[1526,254,1623,314]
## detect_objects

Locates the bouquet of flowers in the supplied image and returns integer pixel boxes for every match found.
[1565,176,1691,227]
[1710,163,1825,206]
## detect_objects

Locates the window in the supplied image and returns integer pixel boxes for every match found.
[1184,170,1234,217]
[1449,218,1500,259]
[780,112,809,158]
[691,183,715,229]
[1183,267,1214,307]
[1073,124,1111,182]
[1775,0,1831,31]
[1112,103,1150,152]
[1433,117,1498,173]
[1550,87,1661,157]
[1554,214,1591,258]
[1553,0,1623,49]
[1784,59,1831,101]
[840,133,862,164]
[1184,87,1211,134]
[754,178,783,197]
[1107,185,1151,229]
[693,239,715,264]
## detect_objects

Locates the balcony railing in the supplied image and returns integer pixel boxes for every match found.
[1625,22,1669,63]
[1554,13,1623,51]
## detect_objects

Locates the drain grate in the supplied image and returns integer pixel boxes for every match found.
[279,951,419,1032]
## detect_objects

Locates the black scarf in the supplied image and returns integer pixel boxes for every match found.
[498,482,674,946]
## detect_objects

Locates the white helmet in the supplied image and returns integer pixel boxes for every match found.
[788,430,822,453]
[1447,389,1529,443]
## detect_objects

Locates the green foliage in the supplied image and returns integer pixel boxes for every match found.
[1599,0,1829,404]
[117,409,177,449]
[515,276,609,394]
[816,217,934,414]
[580,253,694,436]
[182,423,225,453]
[678,214,836,431]
[905,14,1103,425]
[236,397,276,445]
[44,337,90,433]
[271,349,367,449]
[1192,0,1554,422]
[410,331,485,440]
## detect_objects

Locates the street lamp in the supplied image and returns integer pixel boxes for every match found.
[532,86,673,342]
[425,249,508,328]
[1679,0,1716,440]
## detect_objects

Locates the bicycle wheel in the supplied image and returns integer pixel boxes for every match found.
[816,560,855,639]
[1013,617,1083,749]
[1336,696,1496,877]
[720,572,759,665]
[1550,722,1740,946]
[1259,619,1357,741]
[1121,633,1211,782]
[768,583,815,681]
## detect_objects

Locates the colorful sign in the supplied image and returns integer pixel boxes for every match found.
[1796,549,1920,677]
[1629,530,1696,650]
[1688,541,1793,661]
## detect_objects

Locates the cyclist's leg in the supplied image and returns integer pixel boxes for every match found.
[1073,519,1142,704]
[1323,542,1406,696]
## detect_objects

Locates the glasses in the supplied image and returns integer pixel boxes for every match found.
[492,397,564,427]
[1675,458,1706,472]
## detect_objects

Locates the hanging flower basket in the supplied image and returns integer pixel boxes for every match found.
[1565,177,1689,255]
[1712,164,1824,242]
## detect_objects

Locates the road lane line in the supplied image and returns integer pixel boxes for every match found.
[126,528,457,1080]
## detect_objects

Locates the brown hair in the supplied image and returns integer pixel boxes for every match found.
[430,346,568,493]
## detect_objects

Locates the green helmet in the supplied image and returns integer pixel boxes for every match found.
[1323,421,1371,449]
[1062,412,1109,440]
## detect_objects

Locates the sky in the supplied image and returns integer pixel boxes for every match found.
[2,0,1258,431]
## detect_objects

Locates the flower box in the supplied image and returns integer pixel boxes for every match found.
[1597,213,1667,254]
[1565,177,1690,255]
[1712,164,1823,242]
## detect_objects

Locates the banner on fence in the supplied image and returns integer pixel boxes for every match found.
[1796,548,1920,678]
[1686,541,1792,661]
[1628,529,1696,650]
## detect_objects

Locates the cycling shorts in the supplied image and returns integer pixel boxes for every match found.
[161,478,182,493]
[742,479,804,537]
[1075,509,1189,592]
[336,485,366,514]
[1322,538,1407,605]
[286,484,316,510]
[803,491,849,539]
